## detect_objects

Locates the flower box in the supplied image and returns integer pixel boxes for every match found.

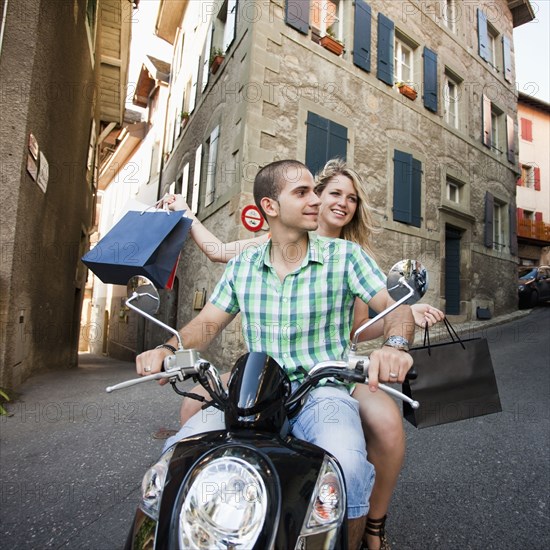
[320,34,344,56]
[397,83,417,101]
[210,55,224,75]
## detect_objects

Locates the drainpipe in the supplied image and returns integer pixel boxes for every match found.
[0,0,9,60]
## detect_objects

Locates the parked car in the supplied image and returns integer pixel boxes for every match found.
[518,266,550,308]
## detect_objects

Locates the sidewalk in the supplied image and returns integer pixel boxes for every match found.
[356,308,533,353]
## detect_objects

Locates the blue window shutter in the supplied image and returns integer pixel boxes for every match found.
[306,113,347,175]
[423,47,438,113]
[285,0,310,35]
[353,0,372,72]
[484,192,494,248]
[393,150,413,224]
[506,115,515,163]
[502,36,512,83]
[477,9,489,62]
[377,13,394,86]
[306,112,329,175]
[328,120,348,162]
[411,158,422,228]
[482,94,492,148]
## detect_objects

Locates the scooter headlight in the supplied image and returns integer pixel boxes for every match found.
[178,456,267,549]
[140,447,174,520]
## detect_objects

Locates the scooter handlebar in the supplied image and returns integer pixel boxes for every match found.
[106,350,203,393]
[347,353,419,408]
[106,371,180,393]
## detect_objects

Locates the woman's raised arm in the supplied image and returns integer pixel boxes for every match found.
[162,194,269,263]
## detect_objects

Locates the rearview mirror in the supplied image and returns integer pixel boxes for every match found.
[126,276,160,315]
[386,259,428,305]
[351,259,428,351]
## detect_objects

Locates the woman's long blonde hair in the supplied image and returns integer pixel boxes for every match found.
[314,158,380,257]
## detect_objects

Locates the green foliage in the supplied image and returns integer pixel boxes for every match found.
[209,47,224,65]
[0,388,10,416]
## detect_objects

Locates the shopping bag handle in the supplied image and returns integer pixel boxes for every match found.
[420,317,465,357]
[139,197,172,215]
[442,318,465,348]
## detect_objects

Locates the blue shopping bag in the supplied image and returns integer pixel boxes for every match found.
[81,210,192,288]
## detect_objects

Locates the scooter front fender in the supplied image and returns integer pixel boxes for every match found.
[125,430,347,549]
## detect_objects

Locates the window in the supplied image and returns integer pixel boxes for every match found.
[305,112,348,176]
[482,94,505,154]
[477,8,502,69]
[191,145,203,214]
[311,0,344,42]
[493,200,505,250]
[394,34,414,83]
[487,23,499,68]
[393,150,422,228]
[484,192,514,252]
[181,163,190,202]
[189,58,199,112]
[204,126,220,207]
[202,24,213,92]
[520,118,533,141]
[520,164,541,190]
[215,0,238,53]
[86,119,96,175]
[490,105,501,154]
[173,29,185,78]
[442,0,457,33]
[446,178,462,203]
[443,71,460,128]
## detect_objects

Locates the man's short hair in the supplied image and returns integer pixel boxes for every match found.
[253,160,309,218]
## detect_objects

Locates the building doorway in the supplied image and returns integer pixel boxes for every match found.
[445,226,462,315]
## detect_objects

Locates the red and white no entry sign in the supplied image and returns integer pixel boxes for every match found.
[241,205,265,232]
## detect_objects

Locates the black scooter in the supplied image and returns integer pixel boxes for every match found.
[107,260,427,550]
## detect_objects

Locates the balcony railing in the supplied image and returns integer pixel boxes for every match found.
[517,218,550,242]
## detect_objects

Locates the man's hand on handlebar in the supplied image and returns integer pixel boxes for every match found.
[136,348,173,385]
[366,347,413,392]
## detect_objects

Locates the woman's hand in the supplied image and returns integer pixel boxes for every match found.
[411,304,445,328]
[160,194,191,213]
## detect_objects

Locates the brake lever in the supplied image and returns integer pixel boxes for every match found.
[106,371,182,393]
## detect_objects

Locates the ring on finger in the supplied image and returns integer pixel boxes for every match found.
[144,365,152,373]
[389,372,398,378]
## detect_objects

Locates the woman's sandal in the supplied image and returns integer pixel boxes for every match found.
[362,515,390,550]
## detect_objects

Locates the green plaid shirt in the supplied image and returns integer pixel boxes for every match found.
[209,233,386,383]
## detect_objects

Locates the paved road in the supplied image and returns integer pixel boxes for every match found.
[0,306,548,549]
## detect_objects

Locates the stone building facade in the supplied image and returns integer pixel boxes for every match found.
[147,0,533,369]
[0,0,131,388]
